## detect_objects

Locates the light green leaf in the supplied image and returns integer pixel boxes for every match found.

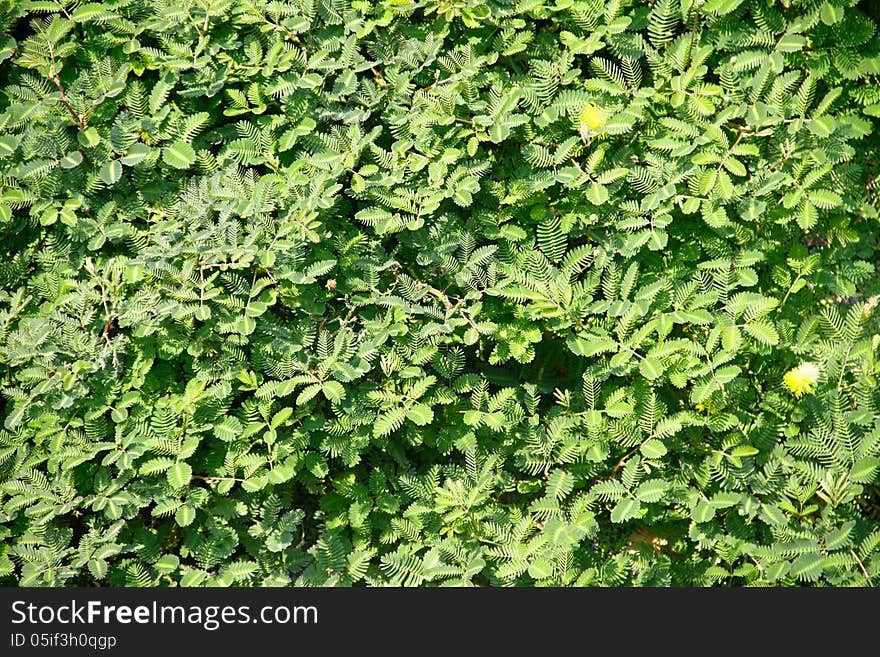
[850,457,880,483]
[777,33,805,52]
[789,553,823,582]
[527,560,554,580]
[322,381,345,403]
[99,159,123,185]
[610,498,641,523]
[60,151,83,169]
[163,141,196,169]
[175,505,196,527]
[121,143,152,166]
[820,1,843,24]
[0,134,20,156]
[692,501,716,523]
[639,358,664,381]
[585,183,609,205]
[640,439,668,459]
[635,479,669,503]
[78,127,101,147]
[743,320,779,346]
[714,365,740,385]
[167,462,192,489]
[406,403,434,425]
[760,503,788,526]
[154,554,180,573]
[296,383,323,406]
[213,417,242,442]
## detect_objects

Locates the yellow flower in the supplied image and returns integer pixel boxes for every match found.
[695,400,717,415]
[783,362,820,398]
[578,103,607,131]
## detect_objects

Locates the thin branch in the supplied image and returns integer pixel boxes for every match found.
[837,343,853,391]
[850,548,873,587]
[46,38,84,129]
[193,475,247,483]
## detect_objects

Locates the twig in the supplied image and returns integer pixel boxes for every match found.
[425,285,454,310]
[46,38,84,129]
[85,257,120,368]
[608,433,655,479]
[850,548,873,587]
[686,7,701,67]
[193,475,247,483]
[837,343,853,391]
[199,262,205,316]
[53,1,72,19]
[715,129,745,176]
[776,274,803,314]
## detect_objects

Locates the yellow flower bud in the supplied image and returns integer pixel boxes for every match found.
[783,362,820,398]
[578,103,607,131]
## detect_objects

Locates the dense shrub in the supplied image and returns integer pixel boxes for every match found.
[1,0,879,587]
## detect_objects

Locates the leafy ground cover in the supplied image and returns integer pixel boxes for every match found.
[1,0,879,586]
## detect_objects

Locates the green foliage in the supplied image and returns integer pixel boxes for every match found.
[1,0,879,587]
